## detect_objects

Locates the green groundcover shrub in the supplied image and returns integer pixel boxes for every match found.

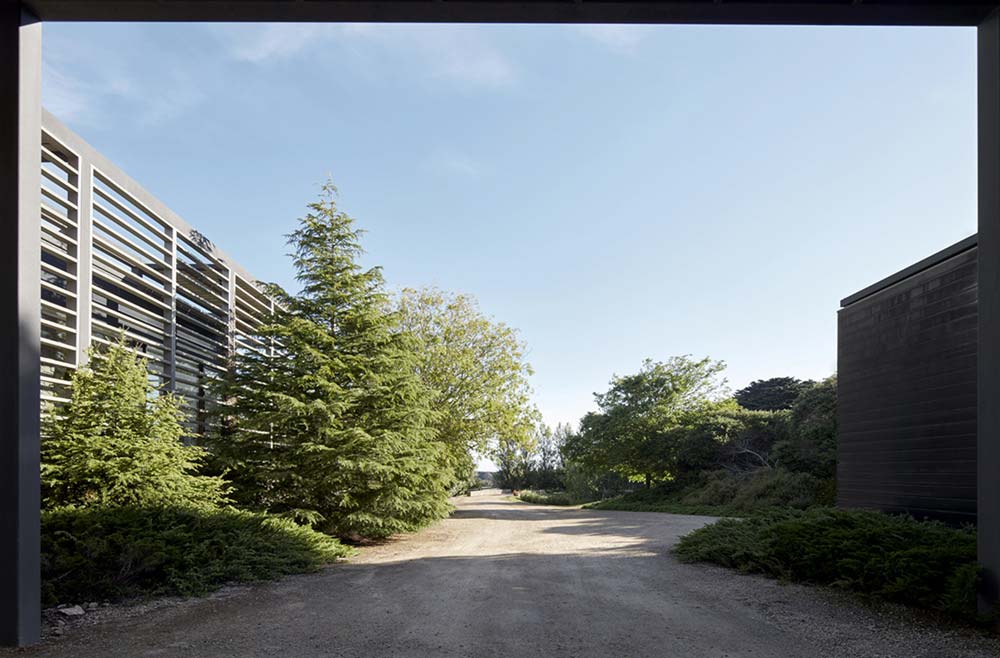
[674,508,981,623]
[585,498,731,516]
[516,490,581,506]
[586,468,833,516]
[680,469,828,511]
[41,505,353,606]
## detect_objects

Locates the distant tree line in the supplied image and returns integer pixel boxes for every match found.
[506,359,837,508]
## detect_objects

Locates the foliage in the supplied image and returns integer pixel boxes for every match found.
[493,430,537,490]
[667,401,788,478]
[561,461,638,502]
[394,287,536,490]
[563,357,727,485]
[585,498,731,517]
[584,480,725,515]
[773,376,837,478]
[566,368,837,516]
[41,336,228,510]
[515,490,581,506]
[212,183,451,539]
[41,505,351,606]
[680,469,823,511]
[525,423,565,490]
[674,508,982,623]
[734,377,813,411]
[586,468,827,516]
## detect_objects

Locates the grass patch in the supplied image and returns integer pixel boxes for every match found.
[42,505,353,606]
[515,490,586,506]
[674,508,982,623]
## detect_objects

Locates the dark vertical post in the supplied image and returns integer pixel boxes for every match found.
[0,2,41,647]
[980,9,1000,614]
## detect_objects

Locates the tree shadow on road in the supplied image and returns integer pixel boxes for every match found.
[449,498,716,552]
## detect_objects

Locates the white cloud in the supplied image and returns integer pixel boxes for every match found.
[409,26,515,87]
[577,25,649,54]
[215,23,516,88]
[133,68,204,126]
[42,63,91,122]
[43,22,517,130]
[43,31,205,128]
[225,24,332,63]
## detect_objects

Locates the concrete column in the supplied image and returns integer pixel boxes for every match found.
[0,2,42,647]
[228,267,236,358]
[76,162,94,362]
[979,9,1000,614]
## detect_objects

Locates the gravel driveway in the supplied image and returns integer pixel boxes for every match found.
[11,495,1000,657]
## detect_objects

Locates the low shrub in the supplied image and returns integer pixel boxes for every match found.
[674,508,981,623]
[585,497,728,516]
[516,490,583,506]
[683,469,821,511]
[41,505,352,606]
[587,468,826,516]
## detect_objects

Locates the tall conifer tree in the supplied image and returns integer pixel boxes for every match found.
[213,183,450,538]
[42,336,228,510]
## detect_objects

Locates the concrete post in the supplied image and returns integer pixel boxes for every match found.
[979,8,1000,614]
[0,2,42,647]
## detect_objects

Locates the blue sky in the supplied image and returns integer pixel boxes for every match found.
[43,22,977,431]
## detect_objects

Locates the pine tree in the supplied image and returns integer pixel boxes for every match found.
[213,182,450,539]
[41,336,229,510]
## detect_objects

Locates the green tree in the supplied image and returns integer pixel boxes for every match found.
[734,377,813,411]
[563,357,727,486]
[394,287,535,490]
[524,423,564,490]
[773,376,838,477]
[41,336,228,510]
[494,434,535,490]
[667,400,788,476]
[213,183,450,539]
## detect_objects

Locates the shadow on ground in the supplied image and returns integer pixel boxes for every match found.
[10,497,999,658]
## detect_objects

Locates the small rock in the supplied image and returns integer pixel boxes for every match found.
[101,602,111,607]
[56,604,67,609]
[52,627,64,636]
[58,605,85,617]
[86,602,98,610]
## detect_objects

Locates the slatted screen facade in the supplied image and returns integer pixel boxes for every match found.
[838,236,978,524]
[38,110,273,438]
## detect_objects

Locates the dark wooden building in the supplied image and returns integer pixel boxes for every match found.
[838,236,978,524]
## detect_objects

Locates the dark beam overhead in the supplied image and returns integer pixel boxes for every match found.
[20,1,1000,27]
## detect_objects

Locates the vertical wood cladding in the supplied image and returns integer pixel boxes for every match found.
[838,242,977,524]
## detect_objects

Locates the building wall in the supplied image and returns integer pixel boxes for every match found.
[838,237,978,524]
[38,110,272,437]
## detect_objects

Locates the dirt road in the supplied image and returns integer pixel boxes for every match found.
[15,496,1000,657]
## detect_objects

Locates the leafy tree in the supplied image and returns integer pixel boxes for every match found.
[394,287,535,490]
[41,336,228,510]
[563,356,727,486]
[493,434,535,490]
[526,423,564,490]
[773,376,837,477]
[553,422,576,450]
[734,377,813,411]
[212,183,450,539]
[666,400,788,476]
[537,424,564,474]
